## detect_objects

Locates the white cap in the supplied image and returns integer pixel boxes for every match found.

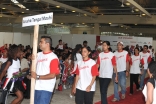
[117,41,124,45]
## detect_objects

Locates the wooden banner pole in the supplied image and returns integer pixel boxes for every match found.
[30,25,39,104]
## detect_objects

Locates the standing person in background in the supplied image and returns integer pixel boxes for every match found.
[73,47,99,104]
[112,41,130,102]
[152,49,155,61]
[56,39,64,50]
[0,49,8,64]
[96,41,118,104]
[129,47,144,95]
[70,44,82,98]
[139,45,152,90]
[83,41,91,49]
[31,36,60,104]
[148,46,153,58]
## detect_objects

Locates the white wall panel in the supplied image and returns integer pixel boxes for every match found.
[13,32,21,45]
[0,32,4,46]
[3,32,13,45]
[62,34,73,48]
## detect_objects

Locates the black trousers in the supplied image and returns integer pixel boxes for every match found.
[130,74,140,94]
[99,78,111,104]
[75,89,94,104]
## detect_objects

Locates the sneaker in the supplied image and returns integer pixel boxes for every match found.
[112,98,119,102]
[63,85,67,89]
[139,88,142,91]
[121,94,125,99]
[69,94,73,98]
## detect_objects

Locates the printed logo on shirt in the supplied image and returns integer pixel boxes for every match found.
[79,66,89,70]
[116,55,124,60]
[101,57,109,60]
[38,58,48,62]
[142,55,147,58]
[133,58,139,62]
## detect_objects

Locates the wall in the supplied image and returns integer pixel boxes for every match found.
[152,40,156,51]
[71,27,94,34]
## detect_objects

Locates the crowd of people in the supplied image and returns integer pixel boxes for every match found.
[0,36,155,104]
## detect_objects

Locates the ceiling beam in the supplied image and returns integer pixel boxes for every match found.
[40,0,97,18]
[0,15,156,24]
[118,0,152,17]
[0,4,38,15]
[0,14,17,18]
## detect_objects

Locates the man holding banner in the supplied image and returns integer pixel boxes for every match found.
[31,36,60,104]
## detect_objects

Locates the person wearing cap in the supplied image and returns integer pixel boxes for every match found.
[112,41,130,102]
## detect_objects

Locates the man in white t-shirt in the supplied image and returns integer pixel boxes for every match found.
[112,42,130,102]
[31,36,60,104]
[139,45,151,90]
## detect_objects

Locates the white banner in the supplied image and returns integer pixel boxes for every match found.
[100,36,153,51]
[22,12,53,27]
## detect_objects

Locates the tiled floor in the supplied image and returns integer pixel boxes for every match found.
[7,76,133,104]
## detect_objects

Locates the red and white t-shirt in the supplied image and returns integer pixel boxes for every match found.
[35,52,60,92]
[114,50,129,72]
[139,52,151,69]
[97,52,116,78]
[75,59,99,91]
[130,55,144,74]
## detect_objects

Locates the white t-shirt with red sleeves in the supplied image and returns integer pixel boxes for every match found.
[114,50,129,72]
[130,55,144,74]
[35,52,60,92]
[139,52,151,69]
[97,52,116,78]
[75,59,99,91]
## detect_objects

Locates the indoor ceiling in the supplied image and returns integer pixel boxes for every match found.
[0,0,156,37]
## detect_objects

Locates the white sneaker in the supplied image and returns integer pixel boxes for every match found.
[69,94,73,98]
[63,85,67,89]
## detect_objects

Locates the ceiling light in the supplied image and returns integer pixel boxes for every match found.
[61,23,63,24]
[84,14,87,16]
[64,8,67,13]
[135,24,137,25]
[92,27,94,28]
[101,14,104,15]
[109,23,112,24]
[72,10,76,12]
[56,6,60,8]
[121,0,124,7]
[135,9,139,12]
[125,3,130,5]
[82,23,85,24]
[35,0,39,1]
[0,16,2,17]
[26,9,29,10]
[142,13,146,16]
[2,8,5,9]
[11,0,26,8]
[121,26,123,27]
[22,12,24,13]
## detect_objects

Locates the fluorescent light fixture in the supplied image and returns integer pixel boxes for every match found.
[84,14,87,16]
[61,23,63,24]
[2,8,5,9]
[26,9,29,10]
[72,11,76,12]
[22,12,24,13]
[35,0,39,1]
[125,3,130,5]
[142,13,146,16]
[82,23,85,24]
[56,6,60,8]
[135,24,137,25]
[135,9,139,12]
[121,26,123,27]
[11,0,26,8]
[109,23,112,24]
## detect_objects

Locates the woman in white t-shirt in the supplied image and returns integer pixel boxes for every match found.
[0,45,25,104]
[73,47,99,104]
[143,61,156,104]
[70,44,82,98]
[129,47,144,95]
[96,41,118,104]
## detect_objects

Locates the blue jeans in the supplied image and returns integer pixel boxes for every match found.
[113,71,126,100]
[140,69,147,89]
[34,90,52,104]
